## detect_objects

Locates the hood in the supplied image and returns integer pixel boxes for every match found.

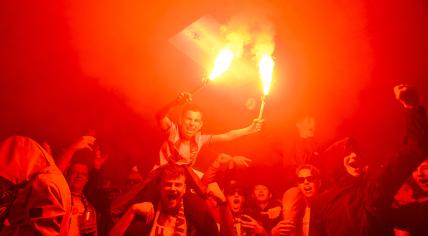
[321,137,364,186]
[0,136,55,185]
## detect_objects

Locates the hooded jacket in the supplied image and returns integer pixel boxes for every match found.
[0,136,71,236]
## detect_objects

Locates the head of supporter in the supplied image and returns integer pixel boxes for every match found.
[67,162,90,195]
[178,103,204,140]
[296,165,321,202]
[0,136,57,185]
[296,115,316,139]
[323,137,366,185]
[252,184,272,207]
[0,136,71,234]
[124,166,144,192]
[412,158,428,193]
[101,179,122,202]
[65,149,93,195]
[225,181,245,214]
[159,163,186,213]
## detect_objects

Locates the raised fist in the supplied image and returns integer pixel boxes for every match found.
[394,84,418,109]
[175,92,192,105]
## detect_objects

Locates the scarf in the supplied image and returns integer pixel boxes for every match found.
[167,136,199,166]
[149,201,187,236]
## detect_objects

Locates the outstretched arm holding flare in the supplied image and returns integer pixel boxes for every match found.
[211,118,263,143]
[155,91,263,143]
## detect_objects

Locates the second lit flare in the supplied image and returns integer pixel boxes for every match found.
[209,48,234,80]
[258,54,275,119]
[191,47,234,94]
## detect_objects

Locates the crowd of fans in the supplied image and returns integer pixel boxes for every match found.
[0,84,427,236]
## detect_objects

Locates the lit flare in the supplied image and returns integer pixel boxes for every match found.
[257,54,275,119]
[208,48,234,80]
[258,54,274,95]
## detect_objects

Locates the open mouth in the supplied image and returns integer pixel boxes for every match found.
[303,186,313,192]
[418,178,428,185]
[167,192,178,201]
[233,199,241,204]
[185,127,196,133]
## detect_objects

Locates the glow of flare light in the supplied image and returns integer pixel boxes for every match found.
[208,48,234,81]
[258,54,274,95]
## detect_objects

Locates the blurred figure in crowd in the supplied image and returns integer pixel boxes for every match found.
[0,136,71,235]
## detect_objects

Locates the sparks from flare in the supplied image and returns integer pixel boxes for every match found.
[208,48,234,80]
[257,54,274,119]
[191,47,235,94]
[258,54,274,95]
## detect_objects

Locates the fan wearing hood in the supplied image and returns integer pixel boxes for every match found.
[0,136,71,235]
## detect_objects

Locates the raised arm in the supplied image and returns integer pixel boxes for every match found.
[210,118,263,143]
[155,92,192,131]
[368,84,428,208]
[202,153,252,185]
[56,135,96,173]
[109,202,154,236]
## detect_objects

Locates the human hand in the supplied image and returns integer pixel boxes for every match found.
[131,202,155,224]
[230,155,252,169]
[207,182,226,203]
[240,214,267,235]
[175,92,192,105]
[93,146,108,169]
[248,118,264,134]
[261,206,281,219]
[215,153,233,166]
[394,84,418,109]
[271,220,296,236]
[215,153,252,169]
[72,135,96,151]
[79,211,97,234]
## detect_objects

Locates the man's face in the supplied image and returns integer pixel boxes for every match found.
[179,110,203,139]
[343,152,363,177]
[226,190,244,213]
[413,160,428,193]
[252,184,271,203]
[125,171,143,191]
[67,163,89,193]
[297,168,320,199]
[160,175,186,210]
[296,116,315,139]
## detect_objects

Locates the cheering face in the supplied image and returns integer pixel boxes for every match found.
[413,160,428,193]
[297,168,320,199]
[179,110,203,139]
[67,163,89,193]
[343,152,363,177]
[227,191,244,213]
[160,175,186,210]
[252,184,271,203]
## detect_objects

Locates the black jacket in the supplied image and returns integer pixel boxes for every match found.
[309,106,428,236]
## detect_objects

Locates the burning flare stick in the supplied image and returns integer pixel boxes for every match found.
[191,48,234,94]
[258,54,274,119]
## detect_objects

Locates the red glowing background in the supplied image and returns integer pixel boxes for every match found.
[1,0,427,183]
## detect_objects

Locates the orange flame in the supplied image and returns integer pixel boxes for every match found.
[208,48,234,81]
[258,54,274,95]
